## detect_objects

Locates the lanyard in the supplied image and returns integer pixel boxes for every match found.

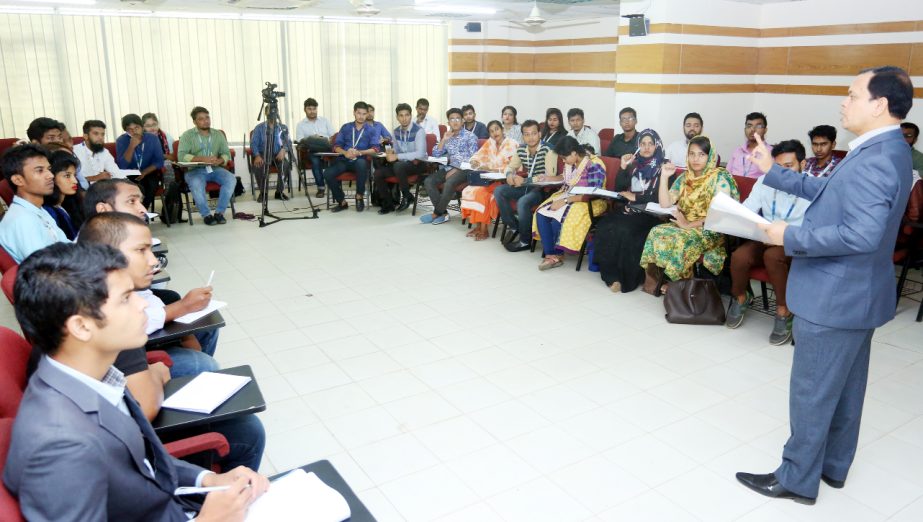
[542,130,556,146]
[352,126,364,149]
[526,148,540,178]
[812,158,835,177]
[771,191,796,221]
[134,142,144,170]
[197,133,212,156]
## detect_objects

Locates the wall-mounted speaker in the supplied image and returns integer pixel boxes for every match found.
[623,14,650,37]
[464,22,482,33]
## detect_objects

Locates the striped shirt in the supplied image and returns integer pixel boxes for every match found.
[506,144,558,182]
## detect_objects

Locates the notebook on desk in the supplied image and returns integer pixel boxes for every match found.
[161,372,251,414]
[246,469,351,522]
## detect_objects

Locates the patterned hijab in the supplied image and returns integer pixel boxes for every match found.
[633,128,664,182]
[678,135,727,221]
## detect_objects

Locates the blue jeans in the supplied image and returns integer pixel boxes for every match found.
[309,153,325,189]
[210,415,266,471]
[323,158,369,203]
[535,213,563,256]
[185,166,235,218]
[494,184,544,242]
[164,345,219,379]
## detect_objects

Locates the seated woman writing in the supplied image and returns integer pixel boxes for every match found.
[460,120,518,240]
[639,135,739,292]
[594,129,669,293]
[532,136,607,271]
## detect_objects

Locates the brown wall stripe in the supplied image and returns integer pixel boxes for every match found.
[448,79,617,88]
[449,37,619,47]
[616,20,923,38]
[450,51,617,74]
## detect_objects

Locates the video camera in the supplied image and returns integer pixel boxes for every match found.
[261,82,285,104]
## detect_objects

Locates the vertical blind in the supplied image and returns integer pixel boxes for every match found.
[0,13,448,143]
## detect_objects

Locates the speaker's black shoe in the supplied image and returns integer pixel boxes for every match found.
[735,472,816,505]
[821,474,845,489]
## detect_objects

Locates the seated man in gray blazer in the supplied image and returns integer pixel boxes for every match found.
[2,242,269,521]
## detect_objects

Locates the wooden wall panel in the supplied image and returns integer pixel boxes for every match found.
[449,52,482,73]
[449,37,618,47]
[615,44,680,74]
[909,43,923,76]
[615,20,923,37]
[787,44,911,75]
[757,47,789,75]
[679,45,758,75]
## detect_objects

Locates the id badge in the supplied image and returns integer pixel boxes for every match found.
[205,165,214,173]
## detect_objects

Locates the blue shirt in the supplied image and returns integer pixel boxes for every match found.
[250,122,292,158]
[115,133,165,171]
[391,123,427,162]
[0,196,68,263]
[432,128,478,168]
[369,121,392,142]
[334,122,380,153]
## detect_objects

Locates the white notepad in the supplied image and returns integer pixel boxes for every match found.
[645,202,677,215]
[246,469,350,522]
[704,192,772,242]
[161,372,252,414]
[151,237,162,246]
[569,186,625,199]
[426,156,448,165]
[173,300,227,324]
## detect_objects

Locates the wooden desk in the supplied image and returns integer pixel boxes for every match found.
[146,310,225,346]
[153,365,264,434]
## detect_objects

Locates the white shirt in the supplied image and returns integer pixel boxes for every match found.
[568,127,601,155]
[664,139,689,168]
[848,124,901,152]
[138,289,167,334]
[742,175,811,226]
[73,142,137,186]
[416,114,441,141]
[294,116,334,141]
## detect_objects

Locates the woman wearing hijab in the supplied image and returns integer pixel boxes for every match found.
[640,135,739,290]
[594,129,670,292]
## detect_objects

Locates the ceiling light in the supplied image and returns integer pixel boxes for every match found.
[414,5,495,15]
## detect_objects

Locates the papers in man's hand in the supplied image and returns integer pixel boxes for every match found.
[569,186,625,199]
[426,156,448,165]
[147,212,159,221]
[531,180,563,186]
[174,300,227,324]
[161,372,251,414]
[705,192,772,242]
[246,469,351,522]
[645,202,677,215]
[173,161,209,167]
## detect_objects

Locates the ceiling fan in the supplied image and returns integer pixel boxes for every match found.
[503,1,599,32]
[351,0,381,16]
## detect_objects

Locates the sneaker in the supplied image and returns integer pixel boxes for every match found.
[769,314,794,345]
[726,295,751,329]
[316,188,326,198]
[356,198,365,212]
[432,214,450,225]
[330,202,348,213]
[274,192,289,201]
[419,213,435,224]
[505,240,531,252]
[203,215,216,226]
[214,213,226,225]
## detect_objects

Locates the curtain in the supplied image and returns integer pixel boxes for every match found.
[0,12,448,144]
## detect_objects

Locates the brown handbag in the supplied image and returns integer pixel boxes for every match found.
[663,277,726,325]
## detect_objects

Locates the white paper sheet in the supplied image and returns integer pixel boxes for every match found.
[645,202,677,215]
[704,192,772,242]
[173,300,227,324]
[569,187,625,199]
[426,156,448,165]
[173,161,209,167]
[161,372,251,414]
[151,237,162,246]
[246,469,351,522]
[531,180,563,186]
[478,171,506,180]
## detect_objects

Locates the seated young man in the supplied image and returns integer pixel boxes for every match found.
[604,107,640,159]
[566,108,600,155]
[461,104,489,139]
[3,242,268,521]
[726,139,811,345]
[250,106,293,202]
[294,97,335,198]
[415,97,441,140]
[324,101,381,213]
[803,124,840,177]
[366,104,393,145]
[84,178,149,220]
[116,113,165,209]
[497,120,559,252]
[373,103,427,214]
[728,112,771,178]
[177,106,236,226]
[421,107,478,225]
[0,144,68,263]
[74,119,137,186]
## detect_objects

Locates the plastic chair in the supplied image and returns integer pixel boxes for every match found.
[0,246,16,274]
[2,265,16,305]
[598,128,615,141]
[0,418,25,521]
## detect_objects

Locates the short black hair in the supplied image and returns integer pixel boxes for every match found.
[395,103,412,115]
[554,136,588,157]
[487,120,503,133]
[567,108,584,120]
[446,107,463,119]
[808,124,837,142]
[416,98,430,108]
[82,120,106,135]
[1,144,51,184]
[78,211,148,250]
[120,114,143,131]
[745,112,767,126]
[688,135,712,157]
[367,104,375,111]
[353,101,369,112]
[521,119,540,133]
[304,98,318,108]
[49,150,79,174]
[771,139,807,162]
[619,107,637,118]
[901,122,920,138]
[461,104,475,114]
[863,66,914,119]
[141,112,159,125]
[190,106,209,120]
[683,112,703,126]
[26,117,61,142]
[14,242,127,356]
[83,178,140,218]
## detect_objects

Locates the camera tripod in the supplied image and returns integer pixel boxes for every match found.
[256,82,319,227]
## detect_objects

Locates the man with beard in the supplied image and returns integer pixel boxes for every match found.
[177,106,236,225]
[665,112,704,168]
[74,119,136,186]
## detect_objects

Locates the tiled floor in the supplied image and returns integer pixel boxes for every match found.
[4,194,922,521]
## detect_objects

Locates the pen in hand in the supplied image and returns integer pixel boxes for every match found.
[206,270,215,287]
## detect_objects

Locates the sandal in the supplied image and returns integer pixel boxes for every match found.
[466,228,478,238]
[609,282,621,293]
[475,230,489,241]
[538,256,564,271]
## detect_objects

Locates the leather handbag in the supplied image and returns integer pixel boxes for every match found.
[663,277,726,325]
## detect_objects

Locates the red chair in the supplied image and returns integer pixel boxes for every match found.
[599,139,612,157]
[477,138,487,149]
[2,265,16,305]
[0,418,25,522]
[0,179,13,207]
[173,134,238,225]
[104,142,117,158]
[0,138,19,158]
[732,175,771,309]
[71,136,84,145]
[322,132,371,209]
[734,175,757,202]
[438,124,447,138]
[895,181,923,321]
[598,128,615,141]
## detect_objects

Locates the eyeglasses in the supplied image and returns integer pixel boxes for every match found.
[745,124,766,130]
[448,117,462,122]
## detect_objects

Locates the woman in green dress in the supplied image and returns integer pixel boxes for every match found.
[640,135,739,286]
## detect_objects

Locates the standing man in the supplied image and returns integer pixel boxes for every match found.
[900,122,923,173]
[177,107,236,226]
[736,66,914,505]
[74,120,136,186]
[566,108,600,155]
[373,103,427,214]
[415,98,441,140]
[605,107,640,159]
[295,97,335,198]
[324,101,380,213]
[421,107,478,225]
[728,112,771,178]
[251,106,293,202]
[461,104,489,139]
[803,125,841,177]
[664,112,703,168]
[116,113,165,210]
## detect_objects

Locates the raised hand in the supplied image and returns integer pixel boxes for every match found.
[661,160,677,178]
[748,133,774,174]
[620,153,635,170]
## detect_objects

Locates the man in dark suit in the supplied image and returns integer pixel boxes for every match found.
[736,66,914,504]
[2,242,269,521]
